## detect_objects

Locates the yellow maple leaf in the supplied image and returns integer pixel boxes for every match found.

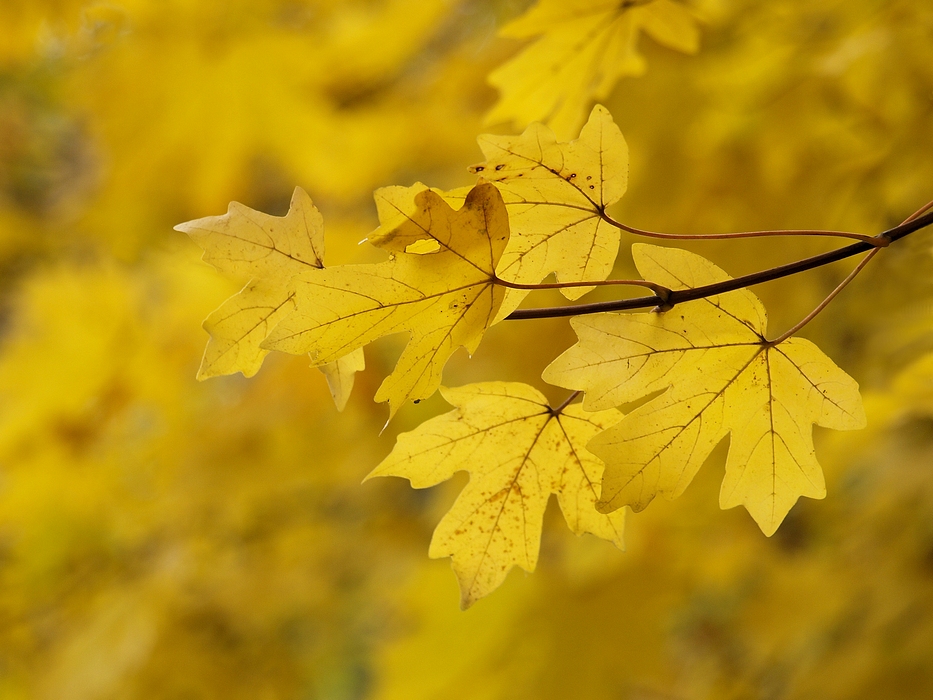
[486,0,700,138]
[367,382,624,608]
[176,187,364,409]
[543,243,867,535]
[195,279,298,379]
[368,182,538,321]
[263,183,509,419]
[363,107,625,313]
[469,104,628,300]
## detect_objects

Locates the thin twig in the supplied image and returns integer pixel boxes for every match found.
[767,248,880,346]
[506,207,933,321]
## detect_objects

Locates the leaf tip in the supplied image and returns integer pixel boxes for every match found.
[360,467,381,484]
[289,185,312,205]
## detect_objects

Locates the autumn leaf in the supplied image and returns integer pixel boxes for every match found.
[263,183,509,419]
[468,104,628,300]
[195,279,297,380]
[320,347,366,412]
[367,182,470,253]
[175,187,364,408]
[367,107,627,310]
[543,244,867,535]
[367,382,624,608]
[486,0,699,138]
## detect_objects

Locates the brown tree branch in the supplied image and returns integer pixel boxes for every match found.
[506,208,933,321]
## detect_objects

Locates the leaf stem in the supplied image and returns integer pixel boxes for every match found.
[901,198,933,225]
[766,247,880,346]
[506,207,933,321]
[601,212,882,244]
[551,390,581,415]
[495,276,671,298]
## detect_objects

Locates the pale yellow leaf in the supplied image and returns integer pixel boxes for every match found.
[175,186,325,280]
[543,243,866,535]
[197,279,297,380]
[367,382,623,608]
[368,183,470,252]
[368,182,530,320]
[263,183,509,419]
[486,0,699,137]
[179,187,364,408]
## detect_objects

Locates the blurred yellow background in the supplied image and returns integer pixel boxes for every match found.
[2,1,933,698]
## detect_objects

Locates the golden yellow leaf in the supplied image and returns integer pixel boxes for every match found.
[367,382,624,608]
[543,244,867,535]
[469,104,628,300]
[486,0,699,137]
[368,182,471,252]
[368,182,531,321]
[196,279,297,380]
[175,186,325,282]
[176,187,364,408]
[263,183,509,419]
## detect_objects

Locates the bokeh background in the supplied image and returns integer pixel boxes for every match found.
[2,1,933,697]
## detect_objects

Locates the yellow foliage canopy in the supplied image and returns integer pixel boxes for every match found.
[544,244,867,535]
[487,0,699,137]
[368,382,623,608]
[8,0,933,696]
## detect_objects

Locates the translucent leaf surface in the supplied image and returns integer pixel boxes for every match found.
[470,105,628,300]
[544,244,867,534]
[264,183,509,419]
[368,382,623,607]
[177,187,362,407]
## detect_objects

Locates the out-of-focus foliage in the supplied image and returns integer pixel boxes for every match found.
[2,1,933,699]
[485,0,699,138]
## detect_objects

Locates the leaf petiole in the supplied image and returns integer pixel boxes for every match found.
[550,390,582,415]
[766,247,881,347]
[494,276,671,297]
[600,211,881,244]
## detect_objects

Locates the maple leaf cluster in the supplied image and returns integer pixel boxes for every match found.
[182,105,868,607]
[5,0,933,695]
